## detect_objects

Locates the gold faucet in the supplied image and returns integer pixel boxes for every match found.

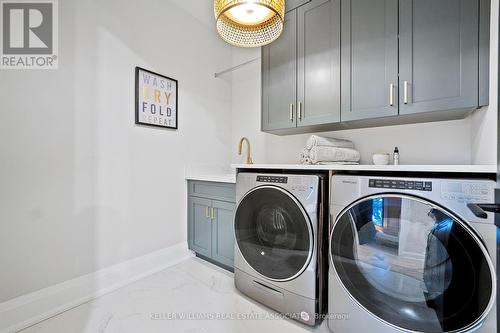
[238,137,253,164]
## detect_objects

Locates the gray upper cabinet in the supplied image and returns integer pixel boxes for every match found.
[262,0,341,132]
[188,197,212,258]
[399,0,479,115]
[211,200,236,268]
[286,0,312,12]
[262,11,297,131]
[261,0,489,134]
[297,0,341,127]
[341,0,399,122]
[479,0,490,106]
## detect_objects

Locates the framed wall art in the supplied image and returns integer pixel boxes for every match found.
[135,67,178,129]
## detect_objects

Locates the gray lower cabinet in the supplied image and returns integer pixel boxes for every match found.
[188,197,212,258]
[399,0,479,115]
[211,200,236,268]
[187,181,235,270]
[340,0,399,121]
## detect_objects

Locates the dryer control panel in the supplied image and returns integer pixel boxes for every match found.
[332,175,496,224]
[440,181,492,203]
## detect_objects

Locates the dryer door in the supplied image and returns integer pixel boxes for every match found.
[235,186,313,281]
[330,194,496,333]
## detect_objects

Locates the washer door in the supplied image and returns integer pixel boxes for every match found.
[235,186,313,281]
[330,194,496,333]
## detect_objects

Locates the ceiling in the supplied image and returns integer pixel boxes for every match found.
[169,0,215,27]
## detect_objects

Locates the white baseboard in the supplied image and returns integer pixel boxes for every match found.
[0,242,193,333]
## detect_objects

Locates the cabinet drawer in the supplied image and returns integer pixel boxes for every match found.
[188,181,236,202]
[286,0,311,12]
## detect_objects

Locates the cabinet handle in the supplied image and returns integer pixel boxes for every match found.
[289,103,294,122]
[403,81,409,104]
[211,207,216,220]
[389,83,394,106]
[298,102,302,121]
[205,206,210,219]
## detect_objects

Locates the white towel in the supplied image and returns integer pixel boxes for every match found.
[299,148,311,164]
[306,135,354,150]
[309,146,360,164]
[300,148,309,159]
[301,156,312,165]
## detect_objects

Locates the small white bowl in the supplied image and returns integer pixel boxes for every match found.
[372,153,391,165]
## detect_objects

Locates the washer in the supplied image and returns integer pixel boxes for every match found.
[234,172,328,326]
[328,175,497,333]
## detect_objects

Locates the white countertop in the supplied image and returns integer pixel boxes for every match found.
[231,163,497,174]
[185,173,236,184]
[184,164,237,183]
[185,164,496,184]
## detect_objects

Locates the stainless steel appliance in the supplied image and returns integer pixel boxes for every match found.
[234,172,328,326]
[329,175,497,333]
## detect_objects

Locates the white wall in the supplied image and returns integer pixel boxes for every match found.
[231,1,498,166]
[231,48,268,164]
[0,0,233,302]
[471,0,499,165]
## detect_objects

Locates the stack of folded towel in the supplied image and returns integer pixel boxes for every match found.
[300,135,361,165]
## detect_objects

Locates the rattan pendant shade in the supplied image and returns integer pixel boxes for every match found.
[214,0,285,47]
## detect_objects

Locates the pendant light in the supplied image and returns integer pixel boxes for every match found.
[214,0,285,47]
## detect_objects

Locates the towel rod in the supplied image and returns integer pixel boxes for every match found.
[214,57,261,78]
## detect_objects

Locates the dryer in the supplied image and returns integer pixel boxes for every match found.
[328,175,497,333]
[234,172,328,326]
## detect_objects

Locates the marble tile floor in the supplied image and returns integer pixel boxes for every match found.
[19,257,330,333]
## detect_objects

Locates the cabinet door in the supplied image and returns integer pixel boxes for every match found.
[262,10,297,131]
[297,0,341,127]
[211,200,236,268]
[340,0,399,121]
[286,0,312,12]
[188,197,212,258]
[399,0,479,114]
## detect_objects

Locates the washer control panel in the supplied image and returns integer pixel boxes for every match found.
[256,175,288,184]
[440,181,492,203]
[369,179,432,191]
